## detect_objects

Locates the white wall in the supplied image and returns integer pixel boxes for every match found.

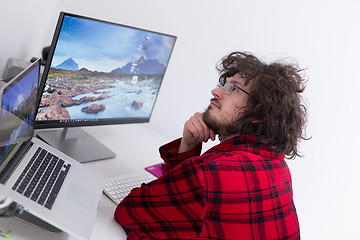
[1,0,360,238]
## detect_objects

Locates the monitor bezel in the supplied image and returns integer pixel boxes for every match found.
[34,12,176,129]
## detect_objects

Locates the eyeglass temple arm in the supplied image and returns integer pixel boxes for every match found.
[233,84,250,95]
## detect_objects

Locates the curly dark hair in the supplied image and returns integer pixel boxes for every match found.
[217,51,308,159]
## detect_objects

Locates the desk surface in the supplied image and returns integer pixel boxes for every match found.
[0,124,172,240]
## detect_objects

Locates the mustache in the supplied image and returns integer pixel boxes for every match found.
[210,98,221,108]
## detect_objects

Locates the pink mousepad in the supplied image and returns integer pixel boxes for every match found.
[145,163,164,177]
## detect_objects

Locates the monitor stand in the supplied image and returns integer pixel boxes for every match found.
[36,127,116,163]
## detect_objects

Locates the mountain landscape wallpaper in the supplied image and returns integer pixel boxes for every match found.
[36,15,176,122]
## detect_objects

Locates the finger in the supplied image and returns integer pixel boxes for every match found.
[189,120,201,140]
[185,114,205,142]
[193,117,209,142]
[193,113,211,142]
[184,118,199,141]
[195,112,216,142]
[184,112,215,144]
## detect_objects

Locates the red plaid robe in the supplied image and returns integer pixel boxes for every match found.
[115,135,300,239]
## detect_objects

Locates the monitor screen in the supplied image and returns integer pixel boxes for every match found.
[0,60,39,173]
[35,12,176,129]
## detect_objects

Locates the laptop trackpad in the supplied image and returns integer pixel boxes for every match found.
[66,182,95,211]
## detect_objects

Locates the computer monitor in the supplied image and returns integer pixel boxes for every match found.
[35,12,176,162]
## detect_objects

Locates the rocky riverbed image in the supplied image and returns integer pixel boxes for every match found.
[36,68,162,121]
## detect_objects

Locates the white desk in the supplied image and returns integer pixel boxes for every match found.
[0,124,171,240]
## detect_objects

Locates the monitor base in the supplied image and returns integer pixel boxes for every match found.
[36,128,116,163]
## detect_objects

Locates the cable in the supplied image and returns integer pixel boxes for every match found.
[0,196,24,217]
[0,197,12,209]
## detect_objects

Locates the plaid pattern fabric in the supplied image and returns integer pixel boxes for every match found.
[115,135,300,239]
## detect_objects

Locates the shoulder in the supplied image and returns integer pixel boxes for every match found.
[197,150,290,188]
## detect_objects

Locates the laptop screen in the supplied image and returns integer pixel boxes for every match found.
[0,60,40,173]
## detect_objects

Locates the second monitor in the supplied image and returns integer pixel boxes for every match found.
[35,12,177,162]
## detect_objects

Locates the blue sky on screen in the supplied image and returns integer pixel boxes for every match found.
[1,66,38,112]
[52,16,175,72]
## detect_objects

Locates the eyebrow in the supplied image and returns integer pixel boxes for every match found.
[227,79,246,88]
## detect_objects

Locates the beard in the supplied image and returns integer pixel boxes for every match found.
[202,98,242,141]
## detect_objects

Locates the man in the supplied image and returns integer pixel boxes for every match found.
[115,51,307,239]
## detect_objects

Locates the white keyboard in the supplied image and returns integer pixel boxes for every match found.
[103,171,156,205]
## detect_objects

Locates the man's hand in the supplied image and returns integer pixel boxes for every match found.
[178,112,216,153]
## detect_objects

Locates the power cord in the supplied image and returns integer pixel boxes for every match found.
[0,197,12,210]
[0,196,25,239]
[0,196,24,217]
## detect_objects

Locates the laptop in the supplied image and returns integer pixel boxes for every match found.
[0,59,105,240]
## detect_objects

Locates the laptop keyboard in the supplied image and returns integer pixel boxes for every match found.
[12,147,71,210]
[104,171,156,205]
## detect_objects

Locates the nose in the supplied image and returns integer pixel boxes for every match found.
[211,87,223,99]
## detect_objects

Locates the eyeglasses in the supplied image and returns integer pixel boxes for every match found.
[217,82,250,96]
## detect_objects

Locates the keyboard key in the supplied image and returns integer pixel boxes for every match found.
[12,147,71,210]
[103,171,156,205]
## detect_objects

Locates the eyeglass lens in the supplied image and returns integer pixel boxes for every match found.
[224,83,233,95]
